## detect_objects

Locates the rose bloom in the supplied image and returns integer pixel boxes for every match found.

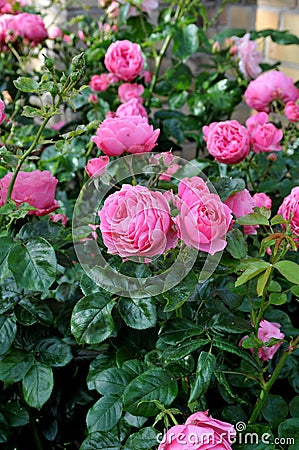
[99,184,177,259]
[176,177,232,255]
[203,120,250,164]
[285,101,299,122]
[15,13,48,44]
[92,115,159,156]
[0,170,59,216]
[143,70,152,84]
[89,74,109,92]
[88,93,97,104]
[116,98,148,118]
[277,186,299,239]
[244,70,299,112]
[160,163,181,181]
[225,189,257,235]
[246,112,283,153]
[253,192,272,209]
[150,151,174,167]
[234,33,262,80]
[158,410,235,450]
[104,40,144,82]
[85,156,109,178]
[0,14,18,49]
[241,319,285,362]
[118,83,144,102]
[0,98,6,124]
[47,25,63,40]
[49,213,68,227]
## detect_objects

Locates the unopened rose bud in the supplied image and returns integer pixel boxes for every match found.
[212,41,220,53]
[267,153,277,162]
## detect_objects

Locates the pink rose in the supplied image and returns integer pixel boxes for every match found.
[160,163,181,181]
[225,189,257,235]
[118,83,144,102]
[0,98,6,125]
[241,319,285,362]
[285,101,299,122]
[99,184,177,259]
[92,115,160,156]
[107,1,119,18]
[88,94,98,104]
[85,156,109,178]
[15,13,48,44]
[47,25,63,40]
[176,177,232,255]
[277,186,299,239]
[253,192,272,209]
[246,112,283,153]
[234,33,262,80]
[203,120,250,165]
[49,213,68,226]
[89,74,109,92]
[104,40,144,82]
[151,151,175,167]
[0,14,18,49]
[158,411,235,450]
[245,71,299,112]
[116,98,147,118]
[0,170,59,216]
[143,70,152,84]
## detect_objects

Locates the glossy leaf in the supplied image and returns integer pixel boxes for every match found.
[118,297,157,329]
[22,363,54,410]
[123,367,178,417]
[71,293,115,344]
[8,238,57,292]
[189,352,216,403]
[86,396,122,432]
[0,316,17,356]
[274,261,299,284]
[80,432,121,450]
[35,338,73,367]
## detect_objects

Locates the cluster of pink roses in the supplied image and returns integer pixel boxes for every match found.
[0,12,47,49]
[158,411,235,450]
[0,0,27,15]
[203,108,286,165]
[89,40,152,118]
[99,175,233,259]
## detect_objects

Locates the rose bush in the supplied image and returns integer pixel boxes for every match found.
[0,1,298,449]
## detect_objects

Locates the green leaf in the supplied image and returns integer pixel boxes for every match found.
[91,367,131,396]
[214,370,236,401]
[123,367,178,417]
[0,350,34,384]
[262,394,288,426]
[8,238,57,292]
[0,412,9,443]
[22,106,43,118]
[166,63,193,90]
[14,298,53,326]
[0,236,14,282]
[274,260,299,284]
[168,91,188,110]
[269,292,288,305]
[291,285,299,297]
[226,229,248,259]
[124,427,159,450]
[163,272,198,312]
[189,351,216,403]
[213,28,246,44]
[270,214,288,226]
[157,318,204,348]
[173,24,199,60]
[213,338,260,370]
[235,261,271,287]
[2,403,30,427]
[162,339,210,361]
[86,396,122,432]
[251,29,299,45]
[80,432,121,450]
[13,77,39,92]
[87,355,116,391]
[71,293,115,344]
[212,178,245,202]
[256,266,272,297]
[290,396,299,418]
[118,297,156,330]
[236,212,269,226]
[278,418,299,448]
[22,363,54,410]
[0,316,17,356]
[35,338,73,367]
